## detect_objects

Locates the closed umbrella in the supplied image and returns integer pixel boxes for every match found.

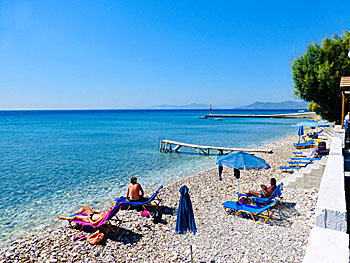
[297,125,304,143]
[216,151,270,194]
[175,185,197,262]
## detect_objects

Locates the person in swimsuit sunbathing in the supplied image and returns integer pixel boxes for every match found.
[57,204,106,226]
[240,178,277,198]
[126,176,145,202]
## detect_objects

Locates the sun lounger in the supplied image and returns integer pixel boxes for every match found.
[292,145,317,157]
[287,161,314,167]
[237,183,283,206]
[302,129,323,141]
[222,199,280,224]
[292,151,303,155]
[114,185,163,210]
[290,157,321,161]
[279,166,302,172]
[294,139,315,149]
[68,202,123,232]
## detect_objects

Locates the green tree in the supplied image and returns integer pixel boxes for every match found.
[292,31,350,123]
[308,101,320,112]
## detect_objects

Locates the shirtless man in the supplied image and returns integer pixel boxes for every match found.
[127,176,145,202]
[240,178,277,198]
[57,204,106,226]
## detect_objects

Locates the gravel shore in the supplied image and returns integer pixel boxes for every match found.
[0,135,318,263]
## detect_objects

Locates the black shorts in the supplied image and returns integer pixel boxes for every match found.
[129,196,147,202]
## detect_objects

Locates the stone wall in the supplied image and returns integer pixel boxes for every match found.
[303,126,349,263]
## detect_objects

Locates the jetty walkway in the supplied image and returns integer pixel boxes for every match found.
[204,112,318,119]
[159,139,272,155]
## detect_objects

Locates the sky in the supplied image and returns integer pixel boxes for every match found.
[1,1,350,109]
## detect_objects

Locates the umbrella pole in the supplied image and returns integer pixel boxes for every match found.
[189,233,193,263]
[190,244,193,263]
[239,177,240,193]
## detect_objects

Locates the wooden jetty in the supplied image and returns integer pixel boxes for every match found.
[205,112,318,119]
[159,140,273,155]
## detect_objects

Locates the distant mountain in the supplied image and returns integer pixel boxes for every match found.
[235,100,309,109]
[142,103,211,109]
[133,100,309,110]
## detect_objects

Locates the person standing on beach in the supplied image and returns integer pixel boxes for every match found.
[127,176,145,202]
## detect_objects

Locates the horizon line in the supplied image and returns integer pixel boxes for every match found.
[0,107,308,111]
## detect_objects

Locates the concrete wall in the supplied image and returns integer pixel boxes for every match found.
[303,131,349,263]
[314,148,347,231]
[334,125,345,148]
[303,227,349,263]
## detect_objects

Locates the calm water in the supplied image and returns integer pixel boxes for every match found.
[0,109,303,245]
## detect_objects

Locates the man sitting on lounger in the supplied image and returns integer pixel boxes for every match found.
[240,178,277,198]
[57,204,106,226]
[127,176,145,202]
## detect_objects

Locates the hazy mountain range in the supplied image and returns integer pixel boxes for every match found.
[138,100,309,110]
[236,100,309,109]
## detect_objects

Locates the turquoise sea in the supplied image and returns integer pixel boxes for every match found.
[0,109,303,246]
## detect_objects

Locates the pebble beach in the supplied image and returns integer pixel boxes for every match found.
[0,134,319,263]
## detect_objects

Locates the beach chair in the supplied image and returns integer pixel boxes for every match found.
[280,159,315,171]
[114,185,163,210]
[68,202,123,232]
[292,151,304,155]
[302,129,324,142]
[292,145,318,157]
[279,166,302,172]
[290,157,321,161]
[287,161,313,167]
[222,199,280,224]
[294,139,315,149]
[237,183,283,206]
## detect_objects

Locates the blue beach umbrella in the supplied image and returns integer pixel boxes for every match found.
[216,151,270,170]
[216,151,270,193]
[175,185,196,262]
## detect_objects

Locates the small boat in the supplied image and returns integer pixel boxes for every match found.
[199,116,207,119]
[213,118,223,121]
[298,110,305,113]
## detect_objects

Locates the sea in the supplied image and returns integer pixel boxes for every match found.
[0,109,304,246]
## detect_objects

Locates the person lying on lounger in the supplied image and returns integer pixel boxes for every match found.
[57,204,106,226]
[240,178,277,198]
[126,176,145,202]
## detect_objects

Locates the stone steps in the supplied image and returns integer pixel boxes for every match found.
[283,157,328,189]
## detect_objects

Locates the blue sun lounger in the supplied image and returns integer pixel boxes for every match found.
[290,157,321,161]
[237,183,283,206]
[294,139,315,149]
[68,202,124,232]
[222,199,280,224]
[114,185,163,210]
[279,166,302,172]
[287,161,314,166]
[292,151,303,155]
[302,129,323,141]
[236,183,283,206]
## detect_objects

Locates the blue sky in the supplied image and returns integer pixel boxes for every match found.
[1,1,350,109]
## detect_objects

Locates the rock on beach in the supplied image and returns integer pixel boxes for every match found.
[0,135,318,262]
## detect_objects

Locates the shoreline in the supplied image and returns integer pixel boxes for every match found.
[0,134,319,262]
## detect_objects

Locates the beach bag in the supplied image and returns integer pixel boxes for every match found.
[152,209,162,223]
[239,197,249,205]
[141,210,151,217]
[87,230,104,245]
